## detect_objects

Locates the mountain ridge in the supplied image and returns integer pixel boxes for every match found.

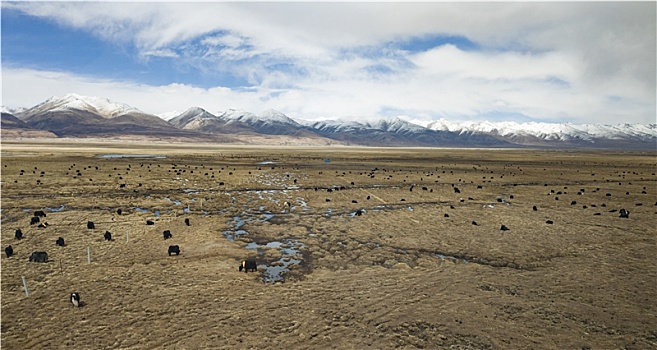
[4,94,656,149]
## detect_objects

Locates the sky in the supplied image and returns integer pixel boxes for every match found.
[1,1,655,125]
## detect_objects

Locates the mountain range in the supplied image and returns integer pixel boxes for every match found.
[2,94,655,149]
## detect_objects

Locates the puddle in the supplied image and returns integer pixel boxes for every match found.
[1,152,37,157]
[98,154,166,159]
[48,205,66,212]
[436,253,470,264]
[291,197,308,211]
[222,191,306,282]
[134,207,148,213]
[246,239,305,283]
[223,212,274,241]
[164,197,183,205]
[234,217,246,229]
[224,229,249,241]
[349,209,366,217]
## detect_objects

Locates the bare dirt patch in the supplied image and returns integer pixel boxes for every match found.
[2,141,656,349]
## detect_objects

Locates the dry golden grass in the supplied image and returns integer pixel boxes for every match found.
[2,140,656,349]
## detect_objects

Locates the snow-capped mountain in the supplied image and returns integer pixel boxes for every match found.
[164,107,317,137]
[427,119,657,143]
[14,94,186,137]
[6,94,656,149]
[211,108,314,136]
[364,117,423,133]
[305,117,427,135]
[259,109,300,125]
[19,93,142,120]
[302,116,508,147]
[217,108,304,135]
[168,107,219,128]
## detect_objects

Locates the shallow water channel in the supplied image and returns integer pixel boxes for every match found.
[246,240,305,283]
[223,202,304,283]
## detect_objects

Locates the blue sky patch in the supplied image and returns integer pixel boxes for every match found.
[1,9,138,79]
[1,9,250,89]
[396,34,480,52]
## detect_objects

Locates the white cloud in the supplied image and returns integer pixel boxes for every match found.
[1,67,257,116]
[2,2,655,124]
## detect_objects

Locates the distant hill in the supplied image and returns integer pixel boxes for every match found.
[1,112,58,138]
[2,112,31,129]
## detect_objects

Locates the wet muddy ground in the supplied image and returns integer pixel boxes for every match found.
[1,141,656,349]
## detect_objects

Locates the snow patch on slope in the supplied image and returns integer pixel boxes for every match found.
[427,119,657,141]
[29,93,142,118]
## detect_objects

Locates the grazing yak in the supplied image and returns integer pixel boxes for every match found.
[146,220,155,225]
[37,222,49,229]
[500,225,510,231]
[30,216,40,225]
[163,230,172,240]
[168,245,180,256]
[104,231,112,241]
[15,229,23,240]
[5,245,14,258]
[87,221,95,229]
[619,209,630,218]
[70,292,81,307]
[29,251,48,263]
[34,210,47,218]
[239,260,258,273]
[56,237,65,247]
[184,218,190,226]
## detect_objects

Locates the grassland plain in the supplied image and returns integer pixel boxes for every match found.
[1,140,656,349]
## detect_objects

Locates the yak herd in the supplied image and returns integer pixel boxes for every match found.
[3,153,655,310]
[9,211,192,261]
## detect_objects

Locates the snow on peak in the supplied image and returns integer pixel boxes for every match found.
[362,116,426,133]
[259,109,298,124]
[217,108,299,126]
[38,93,142,118]
[218,108,257,121]
[1,106,25,115]
[426,119,657,141]
[157,110,184,121]
[178,107,216,120]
